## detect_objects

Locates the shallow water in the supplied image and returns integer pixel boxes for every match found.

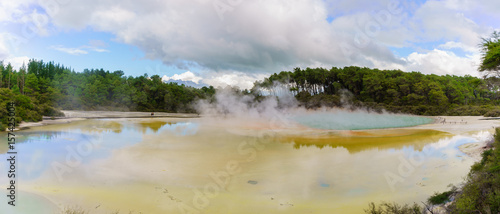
[0,117,491,213]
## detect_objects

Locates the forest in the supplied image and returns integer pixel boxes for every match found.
[0,59,216,131]
[1,32,499,130]
[1,61,500,131]
[253,66,500,116]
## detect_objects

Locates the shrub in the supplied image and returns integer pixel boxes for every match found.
[484,109,500,117]
[449,128,500,213]
[428,190,454,205]
[364,202,421,214]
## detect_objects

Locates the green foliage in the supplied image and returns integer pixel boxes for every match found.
[5,57,500,130]
[255,66,496,115]
[48,68,214,112]
[484,109,500,117]
[0,88,44,128]
[448,128,500,213]
[0,59,216,129]
[479,31,500,73]
[428,190,454,205]
[364,202,421,214]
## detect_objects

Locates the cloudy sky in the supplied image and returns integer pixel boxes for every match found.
[1,0,499,88]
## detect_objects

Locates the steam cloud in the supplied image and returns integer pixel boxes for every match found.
[195,85,433,131]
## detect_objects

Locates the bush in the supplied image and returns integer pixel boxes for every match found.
[41,104,65,117]
[484,109,500,117]
[428,190,454,205]
[364,202,421,214]
[449,128,500,213]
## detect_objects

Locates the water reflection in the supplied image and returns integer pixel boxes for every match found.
[133,120,199,135]
[86,119,199,135]
[135,121,175,133]
[0,131,136,181]
[0,118,488,214]
[0,120,199,182]
[278,129,451,153]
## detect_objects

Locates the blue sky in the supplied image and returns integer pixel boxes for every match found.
[1,0,499,88]
[6,26,183,77]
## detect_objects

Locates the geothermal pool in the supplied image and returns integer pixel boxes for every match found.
[0,114,497,214]
[293,111,434,130]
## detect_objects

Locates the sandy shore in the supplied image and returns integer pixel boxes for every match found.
[412,116,499,134]
[60,110,199,118]
[14,110,199,131]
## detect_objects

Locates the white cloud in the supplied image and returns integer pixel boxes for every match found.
[50,42,110,55]
[407,0,494,47]
[162,71,202,84]
[2,0,498,87]
[50,45,88,55]
[201,71,268,90]
[438,41,478,53]
[42,0,407,72]
[0,33,10,59]
[160,70,266,89]
[0,0,37,22]
[404,49,481,76]
[4,56,30,70]
[40,0,492,76]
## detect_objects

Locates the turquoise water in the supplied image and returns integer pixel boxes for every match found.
[293,111,433,130]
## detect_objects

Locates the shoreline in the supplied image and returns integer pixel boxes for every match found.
[13,113,498,162]
[422,116,497,161]
[459,136,494,161]
[14,110,200,131]
[60,110,200,119]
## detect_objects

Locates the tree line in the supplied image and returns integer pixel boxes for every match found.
[0,59,216,131]
[1,32,500,130]
[253,31,500,116]
[1,60,500,131]
[253,66,500,115]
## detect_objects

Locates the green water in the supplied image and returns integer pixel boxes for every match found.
[293,111,433,130]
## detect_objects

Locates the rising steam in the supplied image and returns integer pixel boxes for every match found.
[195,86,433,130]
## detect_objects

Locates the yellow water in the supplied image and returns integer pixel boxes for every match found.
[0,117,491,213]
